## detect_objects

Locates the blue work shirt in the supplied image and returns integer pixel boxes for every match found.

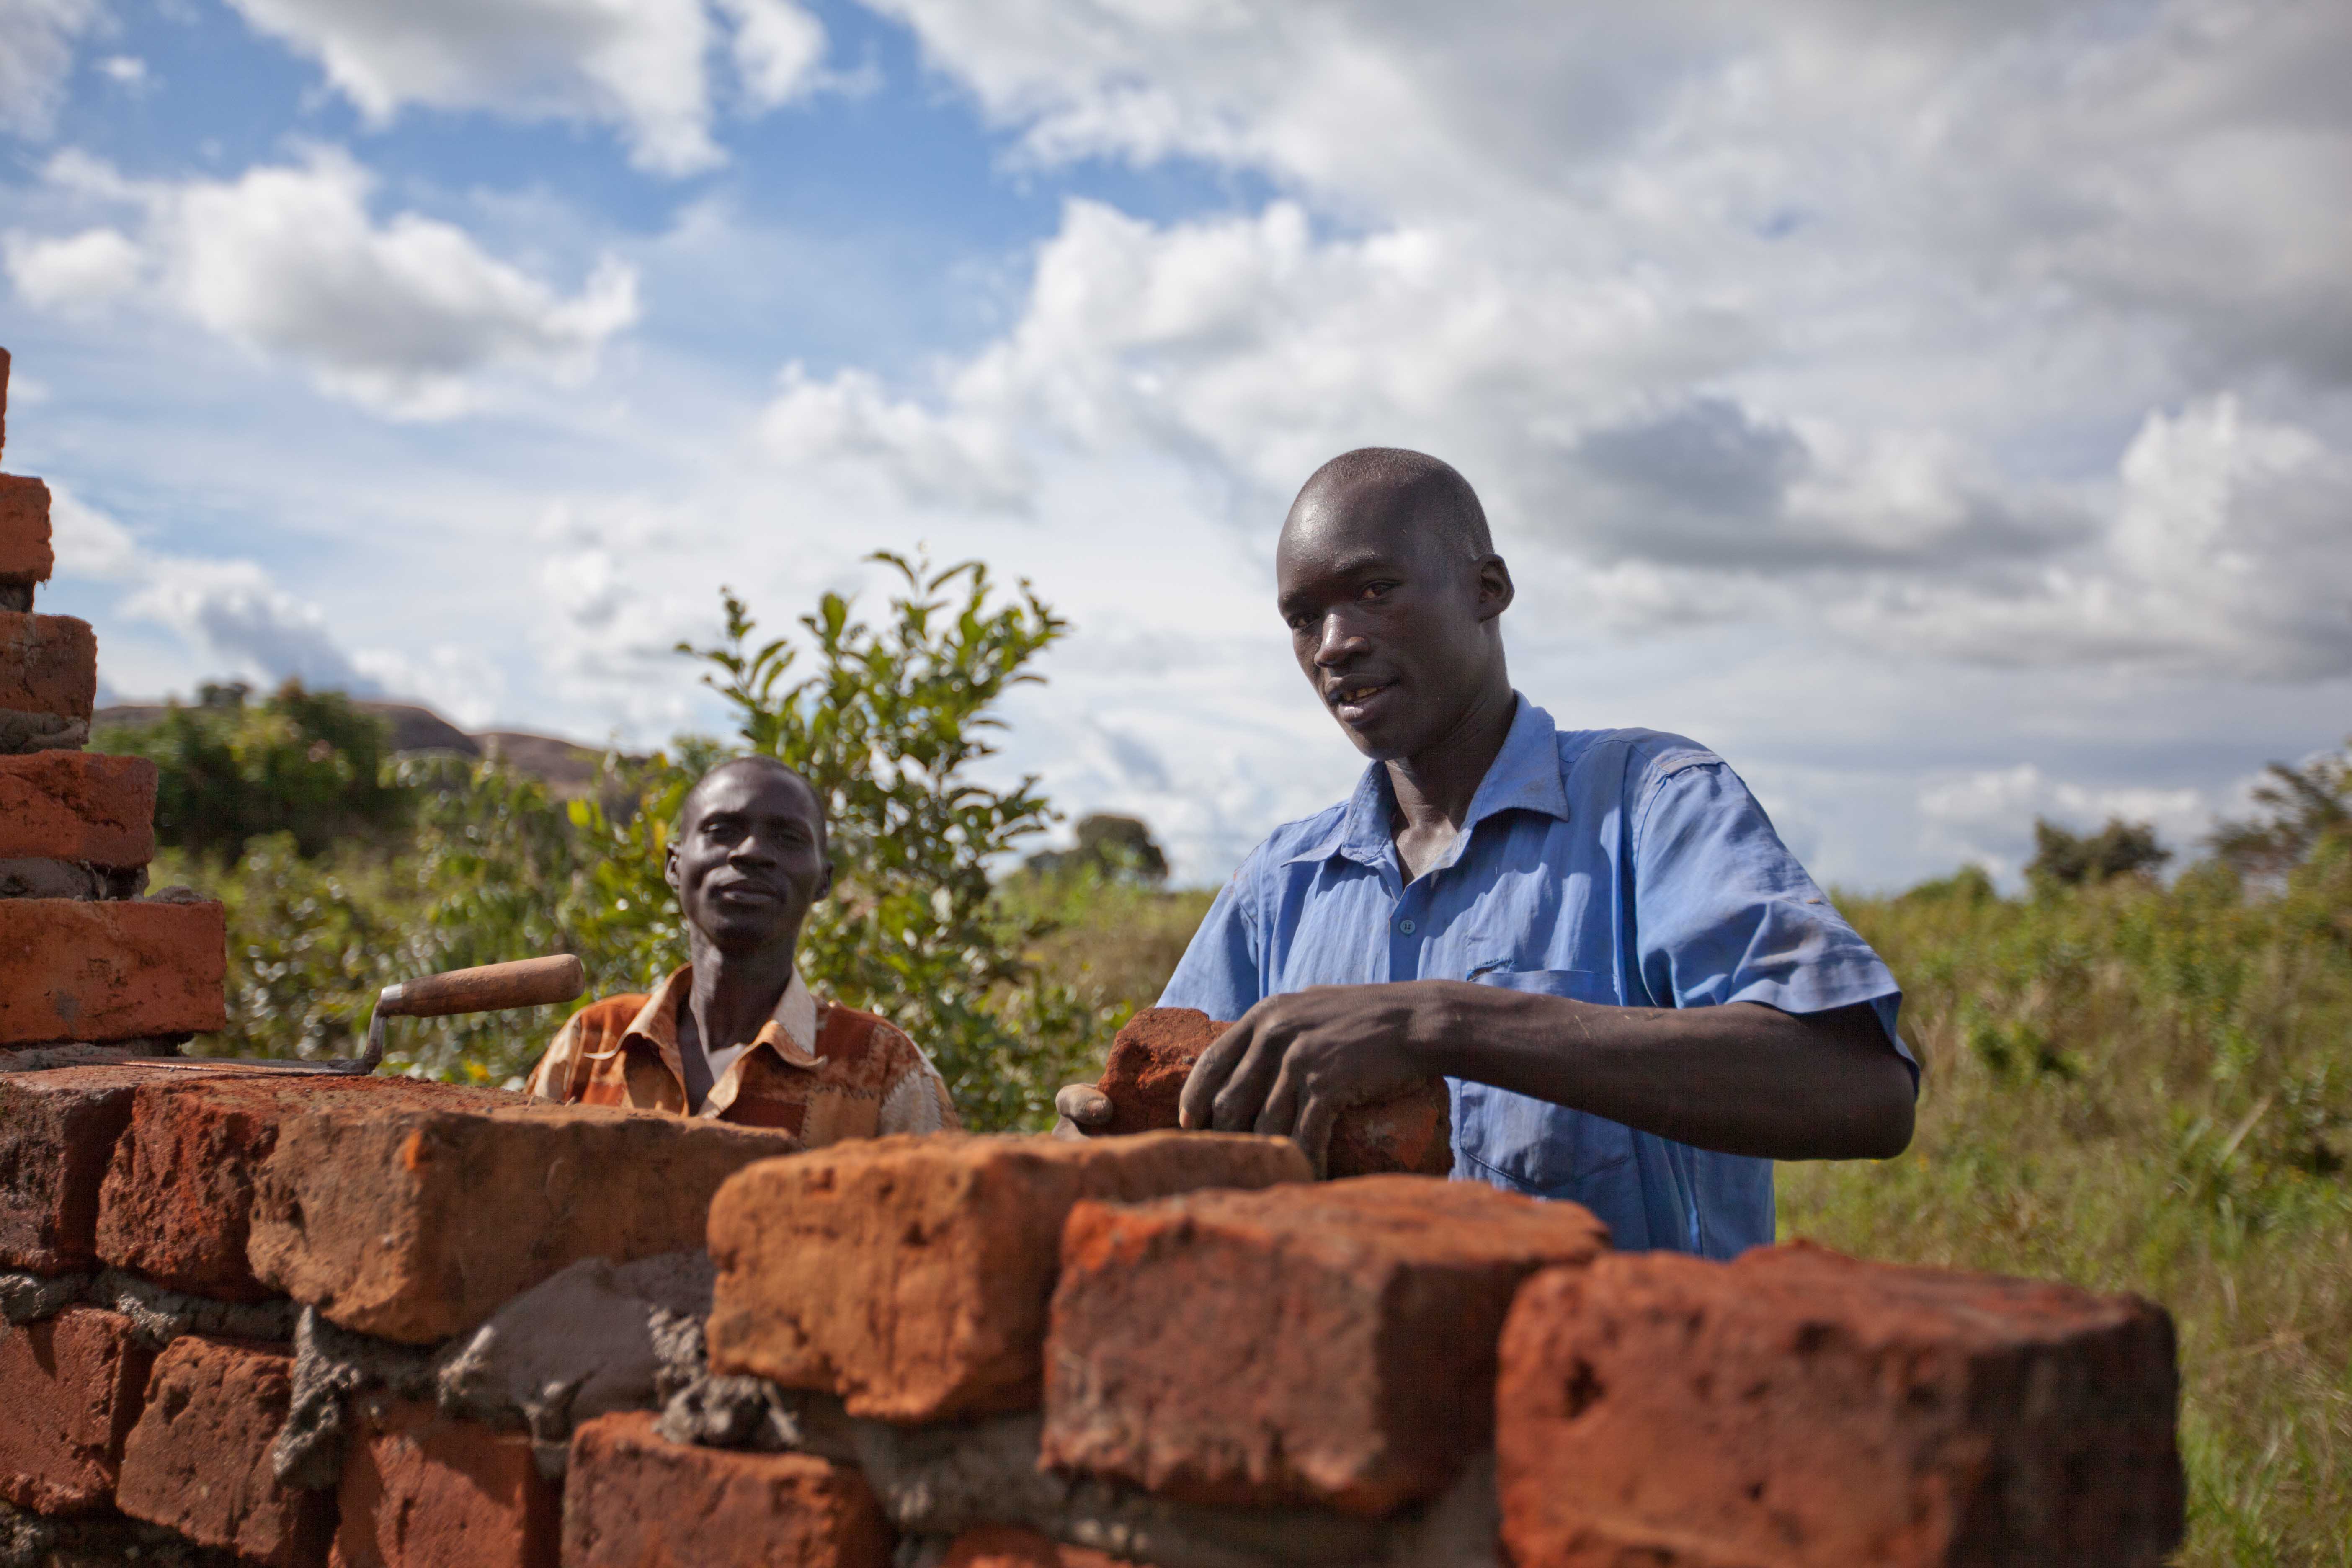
[1158,695,1910,1258]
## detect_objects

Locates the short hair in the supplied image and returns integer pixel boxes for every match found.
[678,755,826,845]
[1297,447,1493,562]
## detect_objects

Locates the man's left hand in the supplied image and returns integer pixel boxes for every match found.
[1178,984,1436,1174]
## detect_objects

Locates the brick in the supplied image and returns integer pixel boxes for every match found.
[1496,1241,2185,1568]
[707,1132,1311,1423]
[0,1063,155,1272]
[1091,1008,1452,1177]
[336,1400,556,1568]
[0,1308,153,1515]
[563,1411,893,1568]
[0,611,95,721]
[248,1088,798,1344]
[942,1526,1139,1568]
[1042,1174,1608,1516]
[0,898,226,1045]
[0,475,50,587]
[94,1075,489,1302]
[0,751,157,864]
[115,1335,331,1567]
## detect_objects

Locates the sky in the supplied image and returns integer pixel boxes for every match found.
[2,0,2347,891]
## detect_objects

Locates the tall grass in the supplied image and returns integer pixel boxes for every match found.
[1788,855,2352,1565]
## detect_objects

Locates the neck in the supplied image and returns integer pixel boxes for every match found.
[683,928,800,1047]
[1383,677,1517,835]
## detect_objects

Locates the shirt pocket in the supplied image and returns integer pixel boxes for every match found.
[1454,966,1637,1194]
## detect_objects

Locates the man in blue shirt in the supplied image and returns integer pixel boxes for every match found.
[1056,447,1915,1257]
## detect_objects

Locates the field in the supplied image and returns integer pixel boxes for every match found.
[1023,859,2352,1566]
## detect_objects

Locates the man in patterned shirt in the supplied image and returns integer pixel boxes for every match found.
[526,755,957,1143]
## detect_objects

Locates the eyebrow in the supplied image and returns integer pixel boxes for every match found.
[1278,550,1411,615]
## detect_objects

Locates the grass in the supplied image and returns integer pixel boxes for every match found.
[1028,855,2352,1565]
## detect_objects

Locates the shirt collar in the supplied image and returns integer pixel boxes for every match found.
[623,963,825,1076]
[1284,694,1567,872]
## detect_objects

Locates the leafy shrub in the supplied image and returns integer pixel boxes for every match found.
[103,681,413,861]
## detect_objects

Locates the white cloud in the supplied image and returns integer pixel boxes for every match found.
[1916,762,2214,882]
[766,0,2352,682]
[0,0,102,139]
[10,148,640,418]
[46,483,381,694]
[221,0,832,175]
[3,225,143,309]
[718,0,825,111]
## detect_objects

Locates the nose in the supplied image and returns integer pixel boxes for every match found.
[726,830,779,867]
[1313,610,1363,670]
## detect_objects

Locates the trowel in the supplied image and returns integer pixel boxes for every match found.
[145,954,587,1077]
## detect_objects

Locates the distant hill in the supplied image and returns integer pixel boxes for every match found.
[94,699,629,801]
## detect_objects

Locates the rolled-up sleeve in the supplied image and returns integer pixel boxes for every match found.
[1631,757,1914,1083]
[1157,872,1265,1018]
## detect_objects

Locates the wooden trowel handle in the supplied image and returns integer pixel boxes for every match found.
[378,955,588,1019]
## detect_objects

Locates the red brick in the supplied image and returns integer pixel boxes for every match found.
[1091,1008,1452,1177]
[0,475,50,587]
[249,1086,798,1344]
[0,611,94,720]
[0,752,157,864]
[115,1335,330,1567]
[1041,1174,1608,1516]
[707,1132,1311,1423]
[335,1400,556,1568]
[0,1063,156,1272]
[942,1526,1140,1568]
[1496,1242,2185,1568]
[563,1411,893,1568]
[0,1308,153,1515]
[93,1075,486,1302]
[0,898,226,1045]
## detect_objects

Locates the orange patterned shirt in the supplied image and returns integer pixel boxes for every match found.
[524,965,958,1147]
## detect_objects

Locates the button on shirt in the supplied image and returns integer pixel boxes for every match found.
[1159,696,1911,1259]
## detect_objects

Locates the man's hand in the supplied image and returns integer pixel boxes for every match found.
[1177,985,1434,1174]
[1052,1082,1113,1140]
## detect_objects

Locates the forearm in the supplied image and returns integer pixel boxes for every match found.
[1400,981,1914,1161]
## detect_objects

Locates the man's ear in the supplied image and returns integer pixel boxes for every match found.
[815,859,835,902]
[663,842,682,898]
[1475,554,1515,621]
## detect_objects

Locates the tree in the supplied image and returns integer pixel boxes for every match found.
[2026,817,2171,891]
[1024,813,1170,883]
[564,554,1106,1129]
[103,681,412,861]
[2210,740,2352,882]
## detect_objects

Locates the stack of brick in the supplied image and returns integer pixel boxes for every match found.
[0,347,228,1058]
[3,1060,830,1565]
[565,1127,2186,1568]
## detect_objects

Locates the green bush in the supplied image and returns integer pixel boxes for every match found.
[103,681,412,861]
[567,554,1109,1128]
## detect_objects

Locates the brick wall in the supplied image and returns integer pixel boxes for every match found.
[0,344,2186,1567]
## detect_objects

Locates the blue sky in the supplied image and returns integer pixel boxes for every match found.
[5,0,2349,888]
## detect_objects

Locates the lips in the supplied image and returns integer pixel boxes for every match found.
[1326,678,1395,721]
[710,881,781,906]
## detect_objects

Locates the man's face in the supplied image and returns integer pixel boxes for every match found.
[665,765,833,956]
[1275,482,1511,761]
